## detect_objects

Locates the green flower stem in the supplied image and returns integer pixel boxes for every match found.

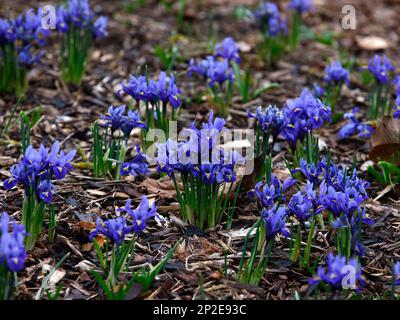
[22,189,46,251]
[302,215,316,268]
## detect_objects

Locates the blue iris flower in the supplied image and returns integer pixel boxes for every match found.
[214,37,241,64]
[3,142,75,204]
[338,107,374,139]
[368,54,395,85]
[325,60,350,86]
[0,212,27,272]
[309,253,365,290]
[262,205,290,240]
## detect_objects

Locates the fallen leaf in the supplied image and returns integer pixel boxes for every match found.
[219,227,256,240]
[81,243,93,252]
[209,271,222,280]
[49,269,66,286]
[370,116,400,164]
[87,189,108,196]
[373,184,395,201]
[356,36,390,51]
[77,221,96,231]
[139,178,178,199]
[237,41,252,53]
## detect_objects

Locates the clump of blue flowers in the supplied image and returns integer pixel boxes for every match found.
[338,107,374,139]
[0,212,27,300]
[121,71,182,145]
[253,2,288,66]
[248,105,286,179]
[3,141,76,250]
[367,54,395,119]
[56,0,108,84]
[238,174,294,285]
[287,0,313,49]
[324,60,350,112]
[120,145,149,178]
[156,112,242,230]
[281,88,331,164]
[309,253,365,294]
[93,105,147,179]
[188,37,239,116]
[0,9,50,96]
[295,159,372,260]
[89,196,179,299]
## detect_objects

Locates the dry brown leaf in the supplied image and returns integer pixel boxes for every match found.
[139,178,178,199]
[356,36,390,51]
[86,189,108,196]
[370,116,400,163]
[77,221,96,231]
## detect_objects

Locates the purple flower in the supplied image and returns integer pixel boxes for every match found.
[214,37,240,64]
[295,158,322,185]
[319,179,367,219]
[393,75,400,94]
[120,145,148,177]
[0,212,27,272]
[101,105,145,137]
[254,3,287,37]
[281,88,331,148]
[309,253,365,291]
[1,9,49,72]
[288,0,313,15]
[327,164,369,197]
[56,7,69,33]
[89,217,133,245]
[312,83,325,99]
[338,108,374,139]
[123,110,146,136]
[12,8,50,46]
[248,105,286,139]
[394,262,400,286]
[50,141,77,180]
[288,191,312,221]
[17,45,43,67]
[121,196,158,233]
[57,0,94,31]
[325,61,350,85]
[93,16,108,39]
[393,94,400,118]
[121,75,149,102]
[101,105,126,133]
[37,180,55,203]
[188,56,216,79]
[3,142,75,204]
[156,139,180,176]
[368,54,395,85]
[198,163,221,184]
[121,73,182,109]
[332,207,373,257]
[206,59,234,87]
[262,205,289,240]
[255,175,296,207]
[153,72,182,108]
[0,18,14,45]
[56,0,107,45]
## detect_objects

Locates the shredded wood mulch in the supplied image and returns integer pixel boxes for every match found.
[0,0,399,300]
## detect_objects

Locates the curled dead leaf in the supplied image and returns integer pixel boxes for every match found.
[370,116,400,164]
[139,177,179,199]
